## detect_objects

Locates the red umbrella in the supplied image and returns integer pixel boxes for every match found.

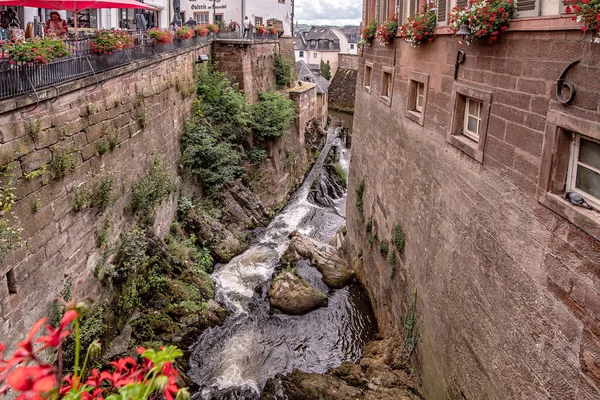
[0,0,156,33]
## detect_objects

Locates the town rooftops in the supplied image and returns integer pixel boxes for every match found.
[340,25,360,43]
[297,60,331,94]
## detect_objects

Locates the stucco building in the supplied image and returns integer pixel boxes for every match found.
[294,26,350,75]
[348,0,600,398]
[297,60,330,125]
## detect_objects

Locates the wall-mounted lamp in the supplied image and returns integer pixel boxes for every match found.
[196,54,209,64]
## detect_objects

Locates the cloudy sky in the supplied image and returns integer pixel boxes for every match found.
[295,0,361,27]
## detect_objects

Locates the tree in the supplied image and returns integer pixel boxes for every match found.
[320,60,332,80]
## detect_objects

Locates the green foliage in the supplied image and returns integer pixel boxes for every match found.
[387,249,396,266]
[139,106,149,129]
[111,226,149,284]
[51,144,78,178]
[366,220,372,233]
[31,197,41,213]
[180,124,244,198]
[96,218,110,247]
[274,52,292,88]
[393,224,406,253]
[355,179,365,218]
[320,60,332,80]
[250,148,268,163]
[24,165,46,180]
[62,305,107,369]
[87,103,97,115]
[379,240,389,257]
[250,91,296,141]
[131,158,175,215]
[90,176,114,212]
[28,119,41,142]
[108,130,119,150]
[96,137,110,156]
[339,225,347,235]
[73,186,90,212]
[0,164,21,262]
[195,64,250,143]
[403,289,418,365]
[334,163,347,187]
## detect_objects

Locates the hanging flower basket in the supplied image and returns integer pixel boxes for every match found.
[175,26,195,40]
[399,5,437,47]
[256,25,268,35]
[377,15,399,45]
[448,0,515,44]
[6,37,70,65]
[91,29,133,54]
[195,25,209,37]
[148,28,174,44]
[359,19,378,46]
[563,0,600,42]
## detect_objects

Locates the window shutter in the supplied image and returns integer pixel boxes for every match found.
[437,0,447,23]
[375,0,380,20]
[409,0,416,17]
[515,0,540,17]
[456,0,468,8]
[396,0,404,22]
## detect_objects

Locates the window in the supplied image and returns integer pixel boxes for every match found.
[380,66,394,106]
[364,61,373,93]
[313,52,317,58]
[195,12,208,24]
[463,98,483,142]
[405,71,429,126]
[447,83,492,163]
[350,43,355,50]
[67,9,97,28]
[567,135,600,209]
[299,50,304,57]
[120,9,159,30]
[537,112,600,241]
[214,14,223,23]
[6,269,16,294]
[279,0,285,3]
[255,17,263,26]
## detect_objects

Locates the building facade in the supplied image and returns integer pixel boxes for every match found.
[348,0,600,399]
[297,60,330,125]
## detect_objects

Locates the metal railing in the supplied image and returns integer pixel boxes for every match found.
[0,31,279,101]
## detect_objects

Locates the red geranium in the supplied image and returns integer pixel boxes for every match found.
[91,30,134,54]
[399,5,437,47]
[175,26,195,40]
[376,15,399,45]
[256,25,267,35]
[148,28,174,44]
[448,0,515,44]
[564,0,600,41]
[195,25,209,37]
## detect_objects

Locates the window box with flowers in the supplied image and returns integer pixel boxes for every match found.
[148,28,174,44]
[90,30,133,54]
[448,0,515,44]
[195,25,209,37]
[563,0,600,43]
[175,26,195,40]
[377,15,399,46]
[206,23,219,36]
[256,25,268,36]
[359,19,377,47]
[6,37,70,66]
[399,5,437,47]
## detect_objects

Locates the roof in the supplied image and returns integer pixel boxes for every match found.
[340,25,360,43]
[297,60,331,94]
[303,26,339,41]
[293,31,307,50]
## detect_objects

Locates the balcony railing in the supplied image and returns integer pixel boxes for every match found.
[0,31,279,101]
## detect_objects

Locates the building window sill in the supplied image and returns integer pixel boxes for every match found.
[406,109,423,125]
[433,15,580,35]
[380,95,392,107]
[364,85,371,94]
[448,134,483,162]
[538,191,600,242]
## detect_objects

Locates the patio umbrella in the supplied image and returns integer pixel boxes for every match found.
[0,0,156,33]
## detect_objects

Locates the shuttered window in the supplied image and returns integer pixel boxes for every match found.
[437,0,447,23]
[396,0,404,23]
[456,0,468,8]
[409,0,416,17]
[515,0,540,17]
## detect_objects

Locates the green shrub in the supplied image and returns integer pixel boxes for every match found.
[196,65,250,143]
[320,60,332,80]
[28,119,41,142]
[393,224,406,253]
[334,163,347,187]
[366,220,372,233]
[139,106,149,129]
[131,158,175,214]
[90,176,114,212]
[250,148,268,163]
[24,165,46,180]
[180,123,244,198]
[32,197,41,213]
[274,52,292,88]
[250,91,296,141]
[355,180,365,218]
[96,218,110,247]
[387,249,396,265]
[112,226,149,284]
[51,144,78,178]
[73,186,90,212]
[96,137,110,156]
[379,240,389,257]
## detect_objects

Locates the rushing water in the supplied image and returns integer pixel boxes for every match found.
[188,122,375,400]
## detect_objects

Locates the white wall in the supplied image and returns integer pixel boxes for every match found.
[330,27,349,53]
[246,0,293,35]
[347,43,358,54]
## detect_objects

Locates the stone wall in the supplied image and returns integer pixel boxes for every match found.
[347,33,600,399]
[338,53,359,71]
[213,40,280,104]
[328,68,357,113]
[0,44,209,344]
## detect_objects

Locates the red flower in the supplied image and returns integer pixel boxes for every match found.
[6,365,56,393]
[163,375,179,400]
[36,310,77,350]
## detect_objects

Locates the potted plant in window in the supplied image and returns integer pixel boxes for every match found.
[195,25,209,38]
[563,0,600,43]
[399,5,437,47]
[359,19,377,46]
[148,28,174,45]
[377,15,399,45]
[448,0,515,44]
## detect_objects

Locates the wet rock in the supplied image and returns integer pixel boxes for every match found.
[261,337,420,400]
[268,271,328,315]
[103,324,132,360]
[282,232,354,289]
[221,182,270,231]
[183,210,246,263]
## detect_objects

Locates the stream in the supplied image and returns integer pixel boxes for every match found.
[188,121,376,399]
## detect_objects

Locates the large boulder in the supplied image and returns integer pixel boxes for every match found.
[221,182,270,231]
[268,271,328,315]
[282,232,354,288]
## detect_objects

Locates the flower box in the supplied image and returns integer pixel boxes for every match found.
[448,0,515,44]
[399,6,436,47]
[563,0,600,42]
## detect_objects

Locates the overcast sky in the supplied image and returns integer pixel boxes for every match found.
[295,0,362,27]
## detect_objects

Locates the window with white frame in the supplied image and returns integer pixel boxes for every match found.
[380,66,394,106]
[405,71,429,126]
[415,82,425,112]
[463,98,483,142]
[195,12,208,24]
[350,43,355,49]
[299,50,304,57]
[567,134,600,209]
[313,52,317,58]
